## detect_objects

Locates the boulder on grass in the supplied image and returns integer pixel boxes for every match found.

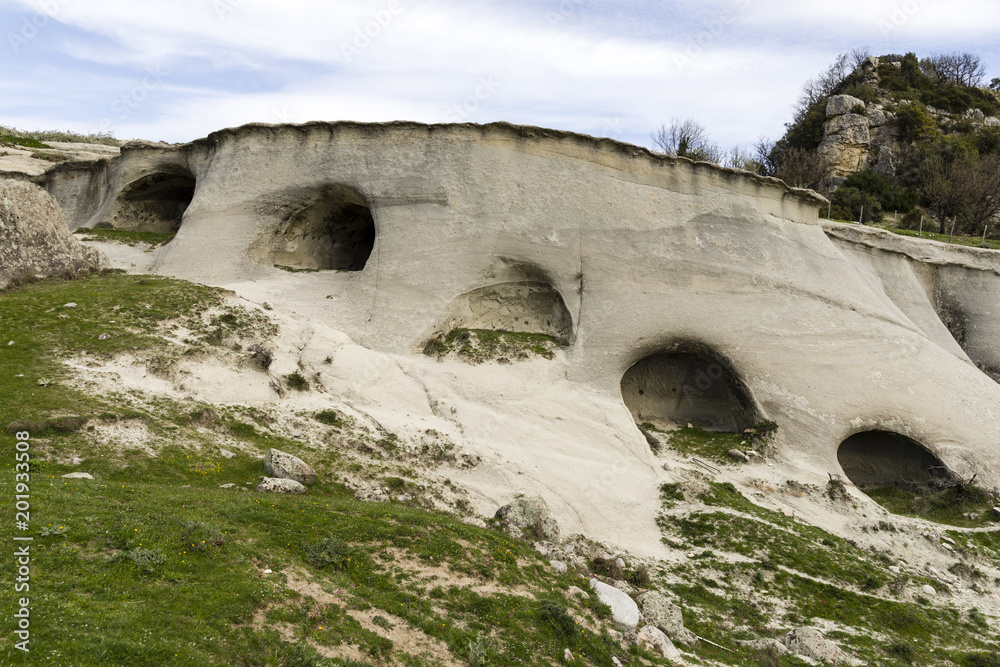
[263,448,317,486]
[494,495,560,542]
[0,180,104,290]
[637,590,699,646]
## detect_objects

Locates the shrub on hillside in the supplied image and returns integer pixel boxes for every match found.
[895,103,939,143]
[831,186,883,223]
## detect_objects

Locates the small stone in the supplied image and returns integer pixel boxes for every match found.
[661,461,672,471]
[567,585,588,599]
[219,483,235,488]
[263,569,272,575]
[290,428,304,439]
[993,506,1000,517]
[354,485,389,502]
[62,472,94,480]
[921,584,937,596]
[563,647,573,662]
[967,513,979,521]
[550,560,568,574]
[181,484,191,488]
[942,543,953,552]
[97,333,111,340]
[63,302,77,308]
[888,566,901,574]
[256,477,308,494]
[534,542,549,556]
[397,493,413,502]
[637,625,684,661]
[218,448,237,459]
[727,448,749,463]
[8,341,14,346]
[941,536,956,545]
[615,557,627,570]
[564,545,575,555]
[612,657,623,667]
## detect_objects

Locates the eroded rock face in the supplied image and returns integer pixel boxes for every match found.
[26,121,1000,547]
[0,180,103,290]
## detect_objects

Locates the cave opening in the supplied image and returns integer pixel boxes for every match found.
[271,186,375,271]
[837,430,952,492]
[621,347,758,432]
[113,171,196,233]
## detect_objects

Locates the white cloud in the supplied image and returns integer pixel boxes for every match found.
[1,0,997,148]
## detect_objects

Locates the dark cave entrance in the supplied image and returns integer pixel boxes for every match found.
[114,171,196,233]
[621,347,758,432]
[837,430,952,492]
[271,186,375,271]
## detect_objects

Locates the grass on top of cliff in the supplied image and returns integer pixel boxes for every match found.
[0,124,122,147]
[0,273,675,667]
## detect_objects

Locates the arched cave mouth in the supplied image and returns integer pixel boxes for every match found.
[620,347,758,432]
[270,186,375,271]
[445,281,573,340]
[113,171,196,233]
[837,430,953,492]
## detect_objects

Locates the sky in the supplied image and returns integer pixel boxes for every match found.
[2,0,999,151]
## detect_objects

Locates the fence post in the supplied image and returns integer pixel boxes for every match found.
[919,215,923,238]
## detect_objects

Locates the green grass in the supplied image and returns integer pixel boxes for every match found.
[824,216,1000,251]
[657,482,1000,665]
[0,133,52,149]
[865,485,1000,528]
[423,328,566,364]
[74,228,176,249]
[643,424,746,464]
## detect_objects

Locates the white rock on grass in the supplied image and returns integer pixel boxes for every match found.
[920,584,937,596]
[589,578,639,630]
[256,477,307,494]
[563,647,573,662]
[263,448,317,486]
[637,625,684,662]
[550,559,568,574]
[62,472,94,480]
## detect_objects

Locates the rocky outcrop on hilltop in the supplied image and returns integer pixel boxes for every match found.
[814,56,1000,188]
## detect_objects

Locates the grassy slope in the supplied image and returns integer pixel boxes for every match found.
[0,273,668,666]
[1,273,999,666]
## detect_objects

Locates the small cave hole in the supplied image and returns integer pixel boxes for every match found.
[837,430,952,492]
[621,349,757,432]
